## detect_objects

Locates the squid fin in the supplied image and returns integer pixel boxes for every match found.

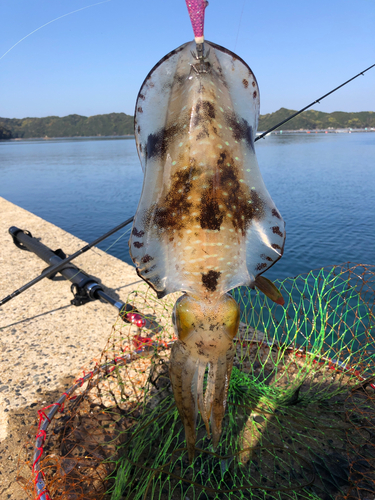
[254,275,285,305]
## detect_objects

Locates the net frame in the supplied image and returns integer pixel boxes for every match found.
[17,262,375,500]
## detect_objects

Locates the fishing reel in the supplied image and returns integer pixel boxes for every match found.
[70,280,102,306]
[8,225,146,330]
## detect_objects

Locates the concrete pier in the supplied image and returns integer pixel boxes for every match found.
[0,197,141,498]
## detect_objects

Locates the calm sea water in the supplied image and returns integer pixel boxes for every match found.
[1,133,374,285]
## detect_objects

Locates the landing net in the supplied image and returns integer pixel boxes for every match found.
[18,262,375,500]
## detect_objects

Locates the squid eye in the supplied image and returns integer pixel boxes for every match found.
[221,295,241,340]
[175,296,200,341]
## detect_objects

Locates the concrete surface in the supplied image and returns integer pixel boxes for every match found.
[0,197,142,498]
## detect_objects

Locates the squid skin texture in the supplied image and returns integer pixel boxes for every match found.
[129,41,285,299]
[129,40,285,462]
[169,293,240,463]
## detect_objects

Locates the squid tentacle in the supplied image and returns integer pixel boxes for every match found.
[196,360,209,436]
[169,293,240,461]
[170,341,235,462]
[169,342,198,462]
[211,346,235,449]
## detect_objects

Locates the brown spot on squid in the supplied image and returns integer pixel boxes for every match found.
[272,226,283,237]
[201,270,221,292]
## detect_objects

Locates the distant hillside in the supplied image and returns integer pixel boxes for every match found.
[258,108,375,131]
[0,124,12,139]
[1,109,375,139]
[0,112,134,139]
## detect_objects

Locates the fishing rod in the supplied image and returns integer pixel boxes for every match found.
[0,217,133,307]
[254,63,375,141]
[2,61,374,308]
[3,226,145,328]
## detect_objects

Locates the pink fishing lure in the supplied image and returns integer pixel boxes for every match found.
[185,0,207,41]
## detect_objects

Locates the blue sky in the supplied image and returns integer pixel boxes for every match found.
[1,0,374,119]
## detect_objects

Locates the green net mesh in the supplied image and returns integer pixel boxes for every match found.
[18,263,375,500]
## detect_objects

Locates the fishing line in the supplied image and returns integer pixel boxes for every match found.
[103,226,132,254]
[0,0,112,61]
[234,0,246,51]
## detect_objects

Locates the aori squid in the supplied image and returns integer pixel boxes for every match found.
[129,9,285,462]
